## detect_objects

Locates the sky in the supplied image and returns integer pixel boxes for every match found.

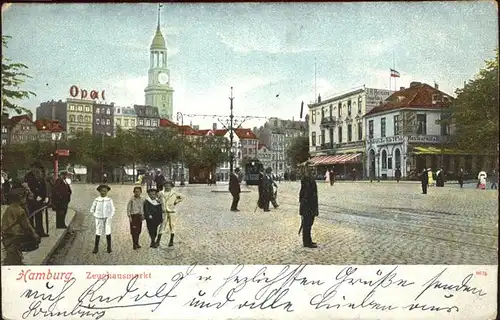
[2,2,498,130]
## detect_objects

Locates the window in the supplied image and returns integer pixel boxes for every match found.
[78,115,83,123]
[96,108,100,114]
[358,96,362,113]
[77,127,83,132]
[329,128,334,144]
[321,108,325,121]
[96,119,100,125]
[70,127,75,134]
[139,119,144,126]
[357,122,362,140]
[368,120,374,139]
[117,119,121,125]
[381,150,387,169]
[162,95,166,100]
[78,105,83,111]
[86,106,90,112]
[320,130,325,145]
[124,119,129,127]
[85,116,90,123]
[347,124,352,142]
[388,157,393,169]
[106,119,111,125]
[1,139,6,145]
[338,126,342,143]
[69,115,75,122]
[106,109,111,115]
[69,105,75,111]
[311,132,316,146]
[347,100,352,116]
[416,114,427,135]
[381,117,386,138]
[131,120,135,126]
[152,120,158,127]
[393,115,400,135]
[311,112,316,124]
[338,102,341,117]
[329,104,333,117]
[146,119,151,126]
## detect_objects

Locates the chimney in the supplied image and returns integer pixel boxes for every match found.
[212,123,217,130]
[400,87,405,90]
[317,94,322,103]
[434,82,439,90]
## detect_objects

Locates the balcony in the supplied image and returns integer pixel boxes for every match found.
[320,116,337,128]
[317,142,335,150]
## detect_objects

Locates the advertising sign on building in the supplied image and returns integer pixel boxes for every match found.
[365,88,392,106]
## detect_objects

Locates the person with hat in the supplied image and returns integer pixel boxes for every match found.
[299,160,319,248]
[157,181,184,247]
[229,168,241,212]
[51,171,72,229]
[23,161,49,237]
[1,188,41,265]
[260,167,275,212]
[90,185,115,253]
[127,186,145,250]
[143,186,163,248]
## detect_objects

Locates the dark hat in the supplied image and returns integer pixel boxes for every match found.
[96,184,111,192]
[165,180,175,187]
[147,187,157,193]
[234,167,241,172]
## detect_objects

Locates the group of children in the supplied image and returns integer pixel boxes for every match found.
[89,181,184,253]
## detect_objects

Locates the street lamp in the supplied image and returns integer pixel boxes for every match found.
[229,87,235,174]
[51,131,63,181]
[177,112,185,186]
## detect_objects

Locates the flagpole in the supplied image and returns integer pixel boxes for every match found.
[393,51,396,91]
[314,57,317,103]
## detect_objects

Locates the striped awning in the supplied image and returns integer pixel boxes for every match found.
[306,153,362,166]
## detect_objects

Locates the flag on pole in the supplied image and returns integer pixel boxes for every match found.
[300,101,304,119]
[390,68,400,78]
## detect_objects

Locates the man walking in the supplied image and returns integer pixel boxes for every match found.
[299,161,319,248]
[229,168,241,212]
[421,168,429,194]
[23,161,49,237]
[51,171,72,229]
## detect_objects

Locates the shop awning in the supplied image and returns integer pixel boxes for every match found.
[304,153,362,166]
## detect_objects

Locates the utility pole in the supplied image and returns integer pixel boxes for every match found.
[177,112,186,186]
[229,87,235,174]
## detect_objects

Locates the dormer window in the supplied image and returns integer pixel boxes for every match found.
[432,94,441,104]
[397,96,405,102]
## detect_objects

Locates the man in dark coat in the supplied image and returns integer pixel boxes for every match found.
[436,168,445,187]
[457,168,465,188]
[229,168,241,212]
[260,167,274,212]
[23,162,49,237]
[52,171,72,229]
[420,168,429,194]
[395,167,402,183]
[257,170,264,209]
[299,161,319,248]
[154,170,166,191]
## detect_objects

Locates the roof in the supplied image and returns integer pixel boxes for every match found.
[258,143,269,150]
[150,26,166,49]
[10,115,33,126]
[365,82,453,117]
[234,128,257,139]
[159,119,178,128]
[34,119,65,132]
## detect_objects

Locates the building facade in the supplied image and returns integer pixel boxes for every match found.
[364,82,455,179]
[9,115,38,144]
[236,128,259,163]
[34,119,66,141]
[66,98,93,136]
[133,105,159,130]
[307,87,393,177]
[1,115,11,145]
[257,144,273,171]
[93,103,115,136]
[114,106,137,135]
[270,133,285,175]
[36,100,68,129]
[144,14,174,120]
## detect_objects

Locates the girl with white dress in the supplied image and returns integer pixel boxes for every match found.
[478,170,487,190]
[324,170,330,184]
[90,185,115,253]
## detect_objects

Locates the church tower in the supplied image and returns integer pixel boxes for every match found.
[144,4,174,120]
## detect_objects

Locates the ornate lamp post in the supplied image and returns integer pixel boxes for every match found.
[51,130,63,181]
[177,112,186,186]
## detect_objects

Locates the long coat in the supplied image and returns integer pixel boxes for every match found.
[229,172,241,194]
[51,177,72,207]
[299,176,318,216]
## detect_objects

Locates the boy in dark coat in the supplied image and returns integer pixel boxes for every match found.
[52,171,72,229]
[144,187,163,248]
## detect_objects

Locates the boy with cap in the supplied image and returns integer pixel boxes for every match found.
[90,185,115,253]
[1,188,40,265]
[157,181,184,247]
[127,186,145,250]
[143,186,163,248]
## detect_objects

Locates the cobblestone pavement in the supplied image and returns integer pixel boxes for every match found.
[47,181,498,265]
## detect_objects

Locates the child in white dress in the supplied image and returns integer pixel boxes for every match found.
[90,185,115,253]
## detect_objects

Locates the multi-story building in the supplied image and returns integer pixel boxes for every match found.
[36,100,68,129]
[93,103,114,136]
[66,98,93,136]
[134,105,159,130]
[144,13,174,120]
[236,128,259,163]
[114,106,137,134]
[1,115,11,145]
[256,117,308,172]
[9,115,38,144]
[34,119,66,141]
[307,86,393,177]
[257,144,273,171]
[364,82,459,179]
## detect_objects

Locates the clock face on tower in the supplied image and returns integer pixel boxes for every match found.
[158,72,169,85]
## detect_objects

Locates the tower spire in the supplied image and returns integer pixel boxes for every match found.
[157,4,162,31]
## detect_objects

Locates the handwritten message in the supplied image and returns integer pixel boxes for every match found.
[1,265,496,320]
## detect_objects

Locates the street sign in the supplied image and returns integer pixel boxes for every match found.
[56,149,70,156]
